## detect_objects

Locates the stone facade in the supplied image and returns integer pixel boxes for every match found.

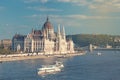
[12,34,25,51]
[12,17,74,54]
[1,39,12,49]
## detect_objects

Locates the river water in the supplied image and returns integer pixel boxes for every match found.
[0,50,120,80]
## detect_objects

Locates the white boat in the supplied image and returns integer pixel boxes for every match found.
[38,61,64,75]
[38,65,61,75]
[97,52,102,56]
[55,61,64,68]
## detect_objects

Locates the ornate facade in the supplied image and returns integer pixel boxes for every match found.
[12,17,74,54]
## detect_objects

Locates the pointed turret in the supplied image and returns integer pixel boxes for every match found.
[58,24,60,35]
[62,26,66,40]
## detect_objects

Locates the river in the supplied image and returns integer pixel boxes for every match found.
[0,50,120,80]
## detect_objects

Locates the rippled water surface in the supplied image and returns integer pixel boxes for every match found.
[0,51,120,80]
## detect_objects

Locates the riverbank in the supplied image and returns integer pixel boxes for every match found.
[0,55,48,62]
[0,52,86,62]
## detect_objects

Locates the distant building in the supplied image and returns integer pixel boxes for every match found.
[12,17,74,54]
[12,34,26,52]
[92,45,98,49]
[106,44,112,49]
[114,37,120,42]
[89,44,93,52]
[1,39,12,49]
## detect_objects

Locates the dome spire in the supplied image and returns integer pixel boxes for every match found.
[42,16,53,30]
[47,16,49,22]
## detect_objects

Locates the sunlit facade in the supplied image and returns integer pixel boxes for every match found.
[12,17,74,54]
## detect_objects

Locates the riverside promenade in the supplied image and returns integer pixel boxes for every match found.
[0,52,86,62]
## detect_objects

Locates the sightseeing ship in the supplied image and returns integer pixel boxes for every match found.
[38,61,64,75]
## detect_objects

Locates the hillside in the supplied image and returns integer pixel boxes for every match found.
[67,34,120,47]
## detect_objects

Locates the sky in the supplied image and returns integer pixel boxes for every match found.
[0,0,120,39]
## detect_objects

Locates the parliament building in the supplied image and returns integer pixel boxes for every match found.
[12,17,74,54]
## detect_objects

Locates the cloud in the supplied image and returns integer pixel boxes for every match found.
[25,14,41,18]
[27,6,62,12]
[23,0,120,13]
[57,0,90,6]
[25,14,61,19]
[89,0,120,13]
[24,14,81,27]
[87,0,120,13]
[66,14,120,19]
[25,14,120,20]
[24,0,120,13]
[49,15,81,27]
[24,0,48,3]
[57,0,71,3]
[24,14,120,29]
[93,0,104,3]
[57,0,120,12]
[51,14,120,19]
[41,0,48,3]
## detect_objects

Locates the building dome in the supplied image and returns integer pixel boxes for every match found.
[42,17,53,30]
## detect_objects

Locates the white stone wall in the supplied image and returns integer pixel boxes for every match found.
[24,38,32,52]
[23,22,74,54]
[44,39,54,54]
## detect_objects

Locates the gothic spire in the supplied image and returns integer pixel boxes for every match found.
[62,25,66,39]
[46,16,49,22]
[58,24,60,35]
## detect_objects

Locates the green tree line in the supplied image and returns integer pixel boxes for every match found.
[0,44,15,54]
[67,34,120,47]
